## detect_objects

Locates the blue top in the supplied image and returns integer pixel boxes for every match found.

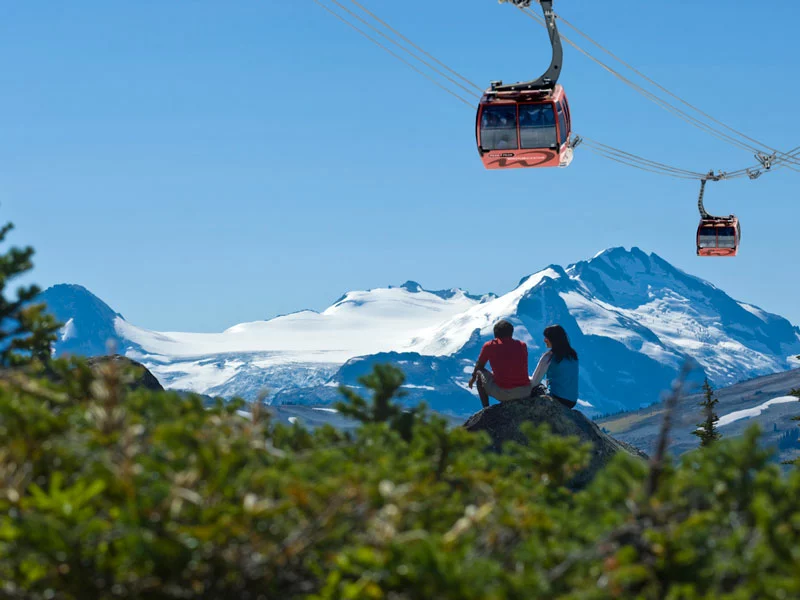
[546,355,579,402]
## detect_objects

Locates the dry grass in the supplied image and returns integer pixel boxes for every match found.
[599,409,665,434]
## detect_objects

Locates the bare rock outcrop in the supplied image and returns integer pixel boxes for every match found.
[464,397,647,487]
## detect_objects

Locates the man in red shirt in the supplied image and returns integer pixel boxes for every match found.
[468,319,532,409]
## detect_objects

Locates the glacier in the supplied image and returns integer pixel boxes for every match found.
[39,247,800,415]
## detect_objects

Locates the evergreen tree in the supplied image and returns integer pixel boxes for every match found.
[0,222,60,367]
[335,363,423,441]
[692,377,721,447]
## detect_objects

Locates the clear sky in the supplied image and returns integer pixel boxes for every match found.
[2,0,799,332]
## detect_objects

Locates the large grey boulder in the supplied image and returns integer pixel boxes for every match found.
[464,397,647,487]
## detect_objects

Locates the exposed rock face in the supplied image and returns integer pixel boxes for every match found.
[86,355,164,392]
[463,397,647,487]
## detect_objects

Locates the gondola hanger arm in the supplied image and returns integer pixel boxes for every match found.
[494,0,562,92]
[697,171,727,219]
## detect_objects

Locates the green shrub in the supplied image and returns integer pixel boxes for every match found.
[1,360,800,599]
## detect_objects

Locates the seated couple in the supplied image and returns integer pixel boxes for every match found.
[467,320,579,410]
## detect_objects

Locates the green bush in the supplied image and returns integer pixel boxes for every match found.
[1,361,800,599]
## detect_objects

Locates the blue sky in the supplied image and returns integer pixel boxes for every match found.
[2,0,799,332]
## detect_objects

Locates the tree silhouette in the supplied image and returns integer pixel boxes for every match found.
[0,222,60,367]
[335,363,423,441]
[692,377,721,447]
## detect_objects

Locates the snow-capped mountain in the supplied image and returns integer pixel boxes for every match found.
[40,284,129,357]
[40,248,800,415]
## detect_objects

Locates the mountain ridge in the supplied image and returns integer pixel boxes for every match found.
[39,248,800,414]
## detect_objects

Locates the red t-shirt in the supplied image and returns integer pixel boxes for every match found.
[478,338,529,389]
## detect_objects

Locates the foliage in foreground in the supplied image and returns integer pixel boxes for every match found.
[0,222,60,368]
[1,361,800,600]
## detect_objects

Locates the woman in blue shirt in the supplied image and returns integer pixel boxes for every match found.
[530,325,580,409]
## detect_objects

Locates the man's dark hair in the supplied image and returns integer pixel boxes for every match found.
[493,320,514,339]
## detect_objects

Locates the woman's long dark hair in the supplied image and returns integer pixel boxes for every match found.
[544,325,578,362]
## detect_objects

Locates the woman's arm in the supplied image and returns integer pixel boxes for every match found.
[529,351,552,386]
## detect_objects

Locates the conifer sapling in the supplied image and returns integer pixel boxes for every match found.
[692,377,721,447]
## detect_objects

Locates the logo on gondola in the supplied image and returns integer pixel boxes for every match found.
[488,150,557,168]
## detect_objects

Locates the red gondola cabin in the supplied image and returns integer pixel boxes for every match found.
[696,217,741,257]
[476,85,573,170]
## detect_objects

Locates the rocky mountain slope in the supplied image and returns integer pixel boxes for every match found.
[598,368,800,464]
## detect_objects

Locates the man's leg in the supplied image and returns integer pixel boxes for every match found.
[476,373,491,408]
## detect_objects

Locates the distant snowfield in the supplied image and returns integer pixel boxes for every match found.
[718,396,799,428]
[117,287,480,363]
[50,246,795,408]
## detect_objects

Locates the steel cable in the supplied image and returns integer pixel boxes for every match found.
[519,6,800,171]
[327,0,481,99]
[580,137,707,178]
[311,0,476,106]
[314,0,797,182]
[554,12,800,170]
[519,7,767,156]
[581,146,704,180]
[347,0,484,93]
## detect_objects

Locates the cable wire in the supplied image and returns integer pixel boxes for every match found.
[580,137,707,178]
[328,0,481,99]
[554,12,800,170]
[518,7,767,156]
[347,0,484,93]
[517,5,800,171]
[520,6,800,173]
[582,146,703,180]
[312,0,475,106]
[314,0,798,183]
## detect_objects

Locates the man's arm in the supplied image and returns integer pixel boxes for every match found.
[468,344,490,389]
[468,359,487,389]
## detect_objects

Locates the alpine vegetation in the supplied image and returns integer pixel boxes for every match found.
[4,353,800,598]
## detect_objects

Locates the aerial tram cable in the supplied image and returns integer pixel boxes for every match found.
[346,0,483,94]
[551,12,800,172]
[515,6,767,157]
[515,3,800,171]
[581,149,704,180]
[516,4,784,160]
[313,0,793,178]
[580,137,708,179]
[581,138,792,182]
[325,0,481,100]
[726,146,800,178]
[310,0,476,107]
